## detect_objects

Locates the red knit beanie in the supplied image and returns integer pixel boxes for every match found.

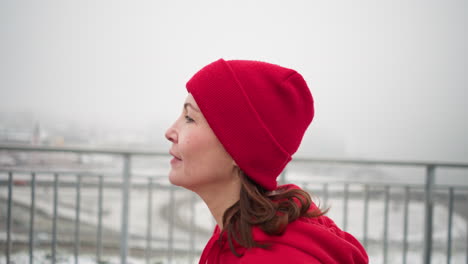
[186,59,314,191]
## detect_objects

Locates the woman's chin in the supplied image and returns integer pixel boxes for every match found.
[168,173,180,186]
[168,172,188,188]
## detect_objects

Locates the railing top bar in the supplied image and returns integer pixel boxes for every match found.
[291,156,468,168]
[0,143,167,156]
[0,169,108,176]
[1,143,467,168]
[0,168,168,178]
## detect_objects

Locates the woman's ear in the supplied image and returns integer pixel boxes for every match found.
[234,161,245,172]
[232,161,243,176]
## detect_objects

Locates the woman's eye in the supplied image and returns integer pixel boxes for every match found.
[185,115,194,123]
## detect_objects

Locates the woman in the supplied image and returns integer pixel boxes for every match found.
[165,59,368,263]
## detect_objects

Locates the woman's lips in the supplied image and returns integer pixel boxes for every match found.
[169,150,182,166]
[170,157,182,165]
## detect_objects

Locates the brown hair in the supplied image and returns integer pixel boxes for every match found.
[221,172,327,256]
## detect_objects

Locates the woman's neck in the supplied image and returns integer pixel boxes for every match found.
[195,179,241,230]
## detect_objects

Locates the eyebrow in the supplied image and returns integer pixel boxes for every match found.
[184,103,200,113]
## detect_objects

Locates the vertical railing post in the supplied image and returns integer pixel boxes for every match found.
[121,154,132,264]
[363,184,370,249]
[52,173,59,264]
[96,175,104,263]
[168,186,175,264]
[343,183,349,231]
[446,187,454,264]
[29,172,36,264]
[466,192,468,264]
[74,175,82,264]
[403,186,410,264]
[322,183,329,208]
[423,165,435,264]
[146,178,153,264]
[6,172,13,264]
[279,168,287,185]
[383,186,390,264]
[189,192,196,263]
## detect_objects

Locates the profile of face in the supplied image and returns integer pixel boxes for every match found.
[165,94,237,192]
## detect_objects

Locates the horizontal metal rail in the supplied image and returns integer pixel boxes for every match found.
[2,143,468,168]
[0,143,167,156]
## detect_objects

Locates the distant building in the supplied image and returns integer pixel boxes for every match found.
[31,122,41,145]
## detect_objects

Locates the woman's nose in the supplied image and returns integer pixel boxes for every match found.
[165,124,178,143]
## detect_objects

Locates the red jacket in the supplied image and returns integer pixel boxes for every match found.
[199,185,369,264]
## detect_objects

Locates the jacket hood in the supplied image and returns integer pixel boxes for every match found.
[199,184,369,264]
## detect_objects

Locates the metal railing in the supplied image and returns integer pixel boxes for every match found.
[1,144,468,264]
[1,171,194,264]
[289,157,468,264]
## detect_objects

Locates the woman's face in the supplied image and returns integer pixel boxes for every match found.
[165,94,237,191]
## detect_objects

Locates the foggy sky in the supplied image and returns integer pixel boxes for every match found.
[1,0,467,162]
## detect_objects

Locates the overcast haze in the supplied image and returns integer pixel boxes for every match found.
[1,0,467,162]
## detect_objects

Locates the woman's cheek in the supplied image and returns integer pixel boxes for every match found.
[183,131,203,152]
